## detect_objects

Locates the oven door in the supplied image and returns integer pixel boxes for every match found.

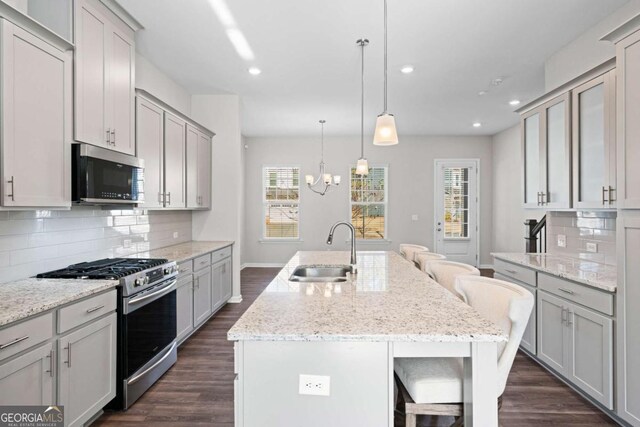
[123,279,177,378]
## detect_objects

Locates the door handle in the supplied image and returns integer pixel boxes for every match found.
[106,128,111,145]
[6,176,14,201]
[159,192,164,204]
[602,186,609,205]
[567,310,574,326]
[166,192,171,206]
[608,186,615,204]
[46,349,55,377]
[0,335,29,350]
[561,307,567,324]
[111,129,116,145]
[86,305,105,313]
[64,343,71,367]
[537,192,542,206]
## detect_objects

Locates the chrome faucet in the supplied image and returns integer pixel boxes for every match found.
[326,221,357,273]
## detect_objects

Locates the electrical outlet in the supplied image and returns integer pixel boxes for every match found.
[557,234,566,248]
[299,374,330,396]
[411,214,419,221]
[173,232,179,239]
[123,239,132,248]
[586,242,598,253]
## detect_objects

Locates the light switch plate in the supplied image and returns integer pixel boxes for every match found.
[557,234,566,248]
[586,242,598,253]
[299,374,330,396]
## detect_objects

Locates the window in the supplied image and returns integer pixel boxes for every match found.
[350,166,387,240]
[263,166,300,239]
[443,167,469,238]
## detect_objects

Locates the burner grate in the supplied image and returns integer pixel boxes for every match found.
[37,258,169,280]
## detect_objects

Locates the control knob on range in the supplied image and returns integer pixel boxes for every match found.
[134,278,142,287]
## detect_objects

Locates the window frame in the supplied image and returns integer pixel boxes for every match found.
[262,165,301,241]
[349,165,389,242]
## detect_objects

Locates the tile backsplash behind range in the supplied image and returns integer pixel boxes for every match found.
[0,208,192,283]
[546,211,616,265]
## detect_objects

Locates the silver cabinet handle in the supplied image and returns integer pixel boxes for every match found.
[6,176,14,201]
[159,192,164,204]
[537,192,542,206]
[505,269,517,274]
[602,186,609,205]
[543,192,549,204]
[166,192,171,205]
[0,335,28,350]
[111,129,116,145]
[106,128,111,145]
[561,307,567,325]
[608,186,615,204]
[558,288,575,295]
[46,349,55,377]
[64,343,71,367]
[222,263,226,274]
[86,305,104,313]
[567,310,574,326]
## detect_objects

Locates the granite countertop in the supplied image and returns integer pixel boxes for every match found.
[228,251,507,343]
[0,278,118,327]
[492,252,617,292]
[132,241,233,263]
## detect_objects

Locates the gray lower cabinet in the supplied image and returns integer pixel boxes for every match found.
[58,312,117,427]
[176,276,195,344]
[212,257,232,311]
[537,290,613,409]
[0,343,54,405]
[193,267,213,327]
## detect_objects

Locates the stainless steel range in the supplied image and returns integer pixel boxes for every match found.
[38,257,179,409]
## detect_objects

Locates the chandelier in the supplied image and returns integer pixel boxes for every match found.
[305,120,341,195]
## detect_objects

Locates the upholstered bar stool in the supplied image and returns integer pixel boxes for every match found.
[394,276,534,427]
[399,244,429,267]
[415,252,447,276]
[426,260,480,299]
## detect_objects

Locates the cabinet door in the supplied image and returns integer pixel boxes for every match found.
[176,276,194,344]
[521,110,543,208]
[193,268,212,327]
[543,94,571,209]
[58,313,117,427]
[1,21,71,207]
[221,257,232,303]
[211,261,222,311]
[617,30,640,209]
[572,72,616,209]
[136,97,164,208]
[197,132,212,209]
[0,343,54,405]
[186,125,199,208]
[74,0,108,147]
[107,26,134,155]
[164,113,186,208]
[537,291,569,375]
[617,214,640,424]
[567,304,613,409]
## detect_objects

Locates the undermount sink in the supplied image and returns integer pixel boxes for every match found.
[289,265,351,283]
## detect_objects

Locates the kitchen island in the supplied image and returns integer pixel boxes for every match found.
[228,251,506,427]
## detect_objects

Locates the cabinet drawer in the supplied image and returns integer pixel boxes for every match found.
[57,290,117,334]
[193,254,212,271]
[177,260,193,278]
[538,273,613,316]
[211,246,232,263]
[0,313,53,362]
[494,259,537,287]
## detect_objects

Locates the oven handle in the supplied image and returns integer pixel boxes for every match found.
[127,341,177,385]
[126,279,177,312]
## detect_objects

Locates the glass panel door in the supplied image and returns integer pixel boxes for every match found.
[443,167,469,238]
[578,83,605,204]
[524,112,541,206]
[546,99,570,207]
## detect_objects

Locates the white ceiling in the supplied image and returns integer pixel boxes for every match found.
[119,0,626,137]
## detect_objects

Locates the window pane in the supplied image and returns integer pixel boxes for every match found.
[265,203,299,238]
[264,167,300,202]
[351,204,385,240]
[443,167,469,238]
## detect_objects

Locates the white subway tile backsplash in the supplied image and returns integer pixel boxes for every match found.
[0,208,191,283]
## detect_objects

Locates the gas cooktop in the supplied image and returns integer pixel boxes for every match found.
[37,258,169,280]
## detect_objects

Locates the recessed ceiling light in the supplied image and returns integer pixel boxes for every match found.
[400,65,414,74]
[478,90,487,96]
[509,99,521,106]
[248,67,261,75]
[473,122,482,128]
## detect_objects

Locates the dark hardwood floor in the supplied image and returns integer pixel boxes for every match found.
[95,267,618,426]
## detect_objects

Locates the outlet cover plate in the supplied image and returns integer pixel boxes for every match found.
[586,242,598,253]
[557,234,567,248]
[173,232,179,239]
[299,374,330,396]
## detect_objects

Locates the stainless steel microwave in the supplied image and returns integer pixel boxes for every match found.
[72,144,144,205]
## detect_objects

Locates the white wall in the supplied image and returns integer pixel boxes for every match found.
[243,135,495,267]
[136,53,192,116]
[491,125,544,254]
[191,95,243,301]
[545,0,640,91]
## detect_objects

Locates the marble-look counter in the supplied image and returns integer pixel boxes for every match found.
[132,241,233,263]
[0,278,118,327]
[492,252,617,292]
[228,251,507,343]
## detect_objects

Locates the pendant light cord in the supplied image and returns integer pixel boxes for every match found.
[320,120,325,163]
[361,40,365,158]
[383,0,388,113]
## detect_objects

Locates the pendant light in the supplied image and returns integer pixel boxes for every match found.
[356,38,369,176]
[373,0,399,146]
[305,120,341,196]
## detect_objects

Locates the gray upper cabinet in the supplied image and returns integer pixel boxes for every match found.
[522,94,571,209]
[0,343,54,405]
[617,30,640,209]
[1,19,71,208]
[136,96,164,208]
[74,0,135,155]
[197,131,212,209]
[572,70,617,209]
[164,112,187,208]
[186,124,199,209]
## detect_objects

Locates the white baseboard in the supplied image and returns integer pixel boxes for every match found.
[241,262,286,269]
[228,295,243,303]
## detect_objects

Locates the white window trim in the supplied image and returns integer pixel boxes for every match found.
[262,165,301,241]
[349,164,389,241]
